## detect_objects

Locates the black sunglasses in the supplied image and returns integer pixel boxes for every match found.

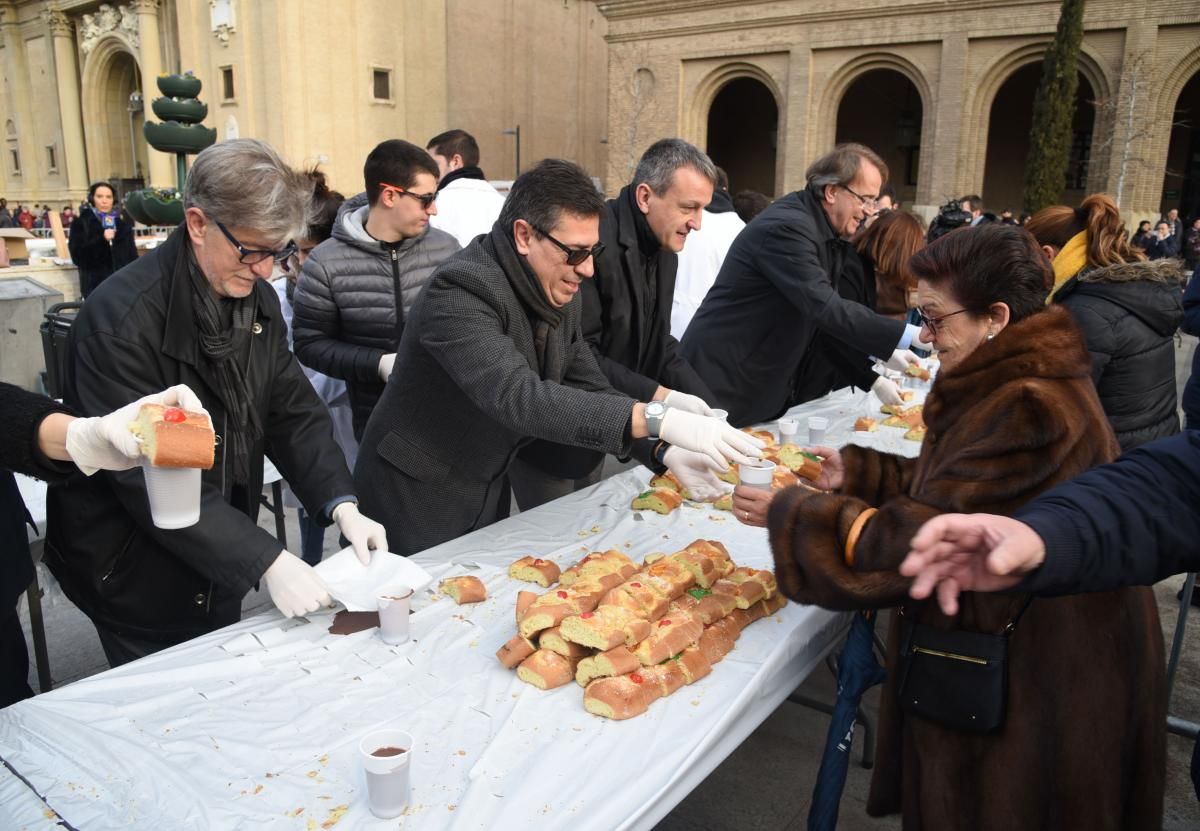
[533,224,605,266]
[378,182,438,209]
[215,221,297,266]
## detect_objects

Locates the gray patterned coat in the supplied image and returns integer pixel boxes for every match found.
[355,226,638,557]
[292,193,460,437]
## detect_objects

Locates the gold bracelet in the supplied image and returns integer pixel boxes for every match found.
[843,508,878,567]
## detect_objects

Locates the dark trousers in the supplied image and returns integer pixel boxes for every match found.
[1,606,33,708]
[297,508,325,566]
[95,624,168,668]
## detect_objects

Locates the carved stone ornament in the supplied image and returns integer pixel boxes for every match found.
[79,3,141,57]
[43,9,73,38]
[210,0,235,47]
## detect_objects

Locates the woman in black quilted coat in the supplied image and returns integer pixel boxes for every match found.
[1028,194,1183,451]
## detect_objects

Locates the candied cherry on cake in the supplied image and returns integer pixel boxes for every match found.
[163,407,186,423]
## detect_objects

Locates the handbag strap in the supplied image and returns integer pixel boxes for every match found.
[1002,595,1035,636]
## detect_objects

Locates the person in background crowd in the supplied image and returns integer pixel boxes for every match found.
[1000,209,1017,225]
[46,139,388,667]
[671,165,746,339]
[732,190,770,224]
[1,382,206,707]
[60,204,75,228]
[292,139,460,440]
[68,181,138,298]
[1147,219,1179,260]
[1131,219,1154,250]
[1162,207,1183,240]
[510,138,720,509]
[926,198,971,243]
[1182,264,1200,431]
[1018,211,1031,226]
[16,203,34,230]
[960,193,987,225]
[763,223,1164,830]
[425,128,505,248]
[1183,216,1200,272]
[1027,193,1182,451]
[683,143,928,427]
[355,158,762,556]
[0,198,12,228]
[272,169,353,567]
[875,184,898,213]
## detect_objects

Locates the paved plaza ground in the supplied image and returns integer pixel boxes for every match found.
[16,334,1200,830]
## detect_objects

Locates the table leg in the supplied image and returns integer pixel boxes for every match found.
[24,574,52,694]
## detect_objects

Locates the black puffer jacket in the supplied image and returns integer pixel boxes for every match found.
[1052,257,1184,451]
[292,193,460,437]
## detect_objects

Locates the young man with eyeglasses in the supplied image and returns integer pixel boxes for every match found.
[292,139,461,440]
[682,143,932,427]
[45,140,389,667]
[355,159,764,557]
[509,138,724,510]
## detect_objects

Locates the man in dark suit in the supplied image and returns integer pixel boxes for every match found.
[682,143,930,427]
[355,160,762,557]
[509,139,720,508]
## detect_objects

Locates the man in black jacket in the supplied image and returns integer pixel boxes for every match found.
[355,160,762,556]
[509,139,721,508]
[682,143,928,427]
[45,139,388,667]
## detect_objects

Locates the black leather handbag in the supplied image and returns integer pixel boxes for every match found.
[896,597,1033,734]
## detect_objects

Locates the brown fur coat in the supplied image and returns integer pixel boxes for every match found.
[768,306,1164,830]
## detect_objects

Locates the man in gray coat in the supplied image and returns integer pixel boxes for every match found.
[293,139,460,438]
[355,159,763,557]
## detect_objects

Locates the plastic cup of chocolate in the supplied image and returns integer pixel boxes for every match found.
[359,728,413,819]
[710,408,729,421]
[377,586,413,645]
[777,418,799,444]
[807,416,829,446]
[140,460,201,529]
[738,460,776,491]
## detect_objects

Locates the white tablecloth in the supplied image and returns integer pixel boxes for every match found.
[0,387,924,831]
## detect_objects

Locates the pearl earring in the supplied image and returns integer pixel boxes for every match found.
[986,330,995,341]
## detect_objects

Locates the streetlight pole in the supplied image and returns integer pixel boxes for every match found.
[127,91,144,183]
[502,125,521,178]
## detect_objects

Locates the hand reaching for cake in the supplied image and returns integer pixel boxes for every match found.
[663,446,727,501]
[263,550,332,618]
[333,502,389,565]
[65,384,209,475]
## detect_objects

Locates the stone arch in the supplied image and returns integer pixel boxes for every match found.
[81,34,148,185]
[1156,47,1200,217]
[962,42,1112,200]
[822,53,933,204]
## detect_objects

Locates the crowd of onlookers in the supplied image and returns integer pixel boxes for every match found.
[0,198,81,231]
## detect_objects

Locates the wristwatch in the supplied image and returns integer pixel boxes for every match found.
[644,400,667,438]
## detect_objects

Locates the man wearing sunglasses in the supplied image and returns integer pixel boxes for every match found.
[45,139,388,666]
[509,139,723,509]
[355,159,764,557]
[682,143,932,427]
[292,139,461,440]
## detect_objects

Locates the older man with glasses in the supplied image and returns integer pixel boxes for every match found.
[45,139,389,667]
[682,143,931,427]
[292,139,461,440]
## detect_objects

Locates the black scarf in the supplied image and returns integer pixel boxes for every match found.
[707,189,736,214]
[438,166,487,191]
[486,224,564,379]
[186,254,262,484]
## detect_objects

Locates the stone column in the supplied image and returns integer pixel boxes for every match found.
[132,0,173,187]
[0,1,41,198]
[919,32,968,219]
[44,9,89,192]
[782,45,811,195]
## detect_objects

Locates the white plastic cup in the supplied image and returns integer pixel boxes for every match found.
[141,460,201,529]
[778,419,799,444]
[710,408,729,421]
[377,586,413,645]
[808,417,829,447]
[360,729,412,819]
[738,460,776,491]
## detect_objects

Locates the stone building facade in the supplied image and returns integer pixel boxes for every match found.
[595,0,1200,221]
[0,0,608,205]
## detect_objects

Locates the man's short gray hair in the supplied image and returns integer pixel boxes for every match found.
[184,139,311,245]
[805,143,889,194]
[633,138,718,196]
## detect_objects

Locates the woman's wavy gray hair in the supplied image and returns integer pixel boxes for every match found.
[184,139,311,245]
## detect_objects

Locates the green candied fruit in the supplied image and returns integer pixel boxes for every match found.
[687,587,711,600]
[800,451,824,462]
[637,490,654,500]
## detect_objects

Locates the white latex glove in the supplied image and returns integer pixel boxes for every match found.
[378,353,397,382]
[871,376,905,406]
[332,502,389,566]
[66,384,209,475]
[662,389,715,417]
[663,446,727,502]
[263,550,332,618]
[658,409,763,471]
[884,349,920,372]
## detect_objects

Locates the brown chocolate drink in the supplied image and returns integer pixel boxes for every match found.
[371,746,407,758]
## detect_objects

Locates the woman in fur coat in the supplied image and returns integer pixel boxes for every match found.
[767,224,1165,830]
